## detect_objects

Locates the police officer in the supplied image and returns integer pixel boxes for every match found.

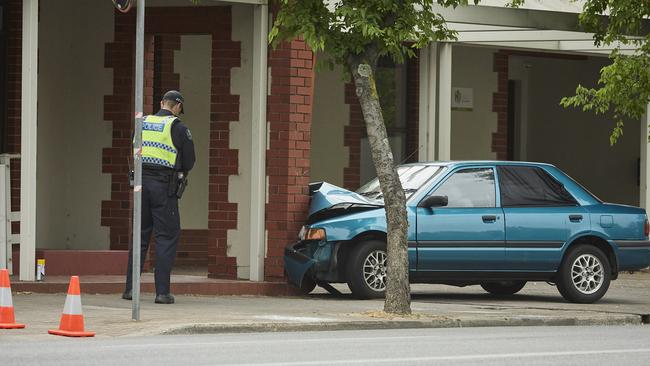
[123,90,196,304]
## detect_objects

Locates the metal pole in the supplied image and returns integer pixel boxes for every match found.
[132,0,146,321]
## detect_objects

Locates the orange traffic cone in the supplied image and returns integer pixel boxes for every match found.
[48,276,94,337]
[0,268,25,329]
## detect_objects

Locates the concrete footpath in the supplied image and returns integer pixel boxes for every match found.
[2,272,649,341]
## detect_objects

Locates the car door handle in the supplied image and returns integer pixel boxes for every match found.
[482,215,497,223]
[569,215,583,223]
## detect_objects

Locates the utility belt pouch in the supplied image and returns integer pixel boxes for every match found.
[176,174,188,199]
[128,170,135,188]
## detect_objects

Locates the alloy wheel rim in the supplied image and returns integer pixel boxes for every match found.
[571,254,604,295]
[363,250,387,291]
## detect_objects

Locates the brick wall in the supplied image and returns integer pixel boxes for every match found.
[153,35,181,105]
[343,81,364,191]
[6,0,22,236]
[265,38,315,279]
[102,12,149,251]
[207,18,240,279]
[492,51,509,160]
[102,7,238,277]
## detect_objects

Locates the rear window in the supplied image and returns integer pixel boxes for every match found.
[497,166,578,207]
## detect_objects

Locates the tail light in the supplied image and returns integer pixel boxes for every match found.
[645,218,649,238]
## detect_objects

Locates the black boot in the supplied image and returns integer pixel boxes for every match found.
[154,294,175,304]
[122,289,132,300]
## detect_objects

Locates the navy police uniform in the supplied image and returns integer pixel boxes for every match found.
[124,91,195,304]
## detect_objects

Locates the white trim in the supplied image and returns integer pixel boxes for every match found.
[20,0,38,282]
[557,40,638,51]
[433,5,582,31]
[426,44,438,162]
[460,41,637,57]
[0,165,7,272]
[437,43,452,161]
[455,30,596,43]
[249,4,269,282]
[641,104,650,209]
[417,43,429,161]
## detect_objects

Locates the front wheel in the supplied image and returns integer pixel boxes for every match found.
[346,240,387,299]
[556,245,611,303]
[297,276,317,295]
[480,281,526,296]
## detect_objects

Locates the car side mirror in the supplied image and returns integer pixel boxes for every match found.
[418,195,448,208]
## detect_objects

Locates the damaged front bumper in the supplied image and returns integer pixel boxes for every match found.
[284,240,341,288]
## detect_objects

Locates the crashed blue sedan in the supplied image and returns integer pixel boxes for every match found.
[284,161,650,303]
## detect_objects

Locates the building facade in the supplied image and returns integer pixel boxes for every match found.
[2,0,649,282]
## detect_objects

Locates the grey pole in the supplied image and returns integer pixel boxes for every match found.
[132,0,145,321]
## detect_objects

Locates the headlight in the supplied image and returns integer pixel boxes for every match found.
[299,226,327,241]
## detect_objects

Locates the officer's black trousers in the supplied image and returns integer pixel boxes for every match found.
[125,175,180,296]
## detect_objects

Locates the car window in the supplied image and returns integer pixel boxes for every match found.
[497,166,578,207]
[432,168,496,208]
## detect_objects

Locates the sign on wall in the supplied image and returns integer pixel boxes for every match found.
[451,87,473,111]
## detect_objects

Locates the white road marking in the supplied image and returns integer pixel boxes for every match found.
[220,348,650,366]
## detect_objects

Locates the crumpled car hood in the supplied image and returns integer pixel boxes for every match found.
[307,182,383,224]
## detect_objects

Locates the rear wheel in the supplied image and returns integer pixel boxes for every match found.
[556,244,611,303]
[480,281,526,296]
[346,240,387,299]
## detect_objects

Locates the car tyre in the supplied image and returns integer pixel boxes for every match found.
[346,240,387,299]
[297,276,317,295]
[556,244,611,304]
[480,281,526,296]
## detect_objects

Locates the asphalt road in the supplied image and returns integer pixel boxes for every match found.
[2,325,650,366]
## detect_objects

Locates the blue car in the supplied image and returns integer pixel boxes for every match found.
[284,161,650,303]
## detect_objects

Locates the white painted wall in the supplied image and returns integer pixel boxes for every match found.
[36,0,113,249]
[311,63,350,187]
[175,36,211,230]
[450,46,499,160]
[513,55,640,205]
[228,4,254,279]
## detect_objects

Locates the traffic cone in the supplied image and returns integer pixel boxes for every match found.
[48,276,94,337]
[0,268,25,329]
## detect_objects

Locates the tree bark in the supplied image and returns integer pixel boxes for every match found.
[349,59,411,315]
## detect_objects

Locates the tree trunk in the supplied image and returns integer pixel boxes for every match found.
[349,60,411,315]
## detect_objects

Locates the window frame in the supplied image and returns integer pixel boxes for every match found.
[422,166,499,209]
[496,165,579,208]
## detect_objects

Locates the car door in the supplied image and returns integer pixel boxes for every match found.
[497,165,590,271]
[416,167,505,272]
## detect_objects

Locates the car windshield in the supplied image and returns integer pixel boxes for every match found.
[356,165,442,201]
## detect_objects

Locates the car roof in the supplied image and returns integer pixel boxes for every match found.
[401,160,556,169]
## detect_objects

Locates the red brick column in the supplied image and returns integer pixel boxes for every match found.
[207,27,241,279]
[343,82,364,191]
[6,0,22,236]
[153,35,181,103]
[492,51,509,160]
[102,12,155,251]
[265,39,314,280]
